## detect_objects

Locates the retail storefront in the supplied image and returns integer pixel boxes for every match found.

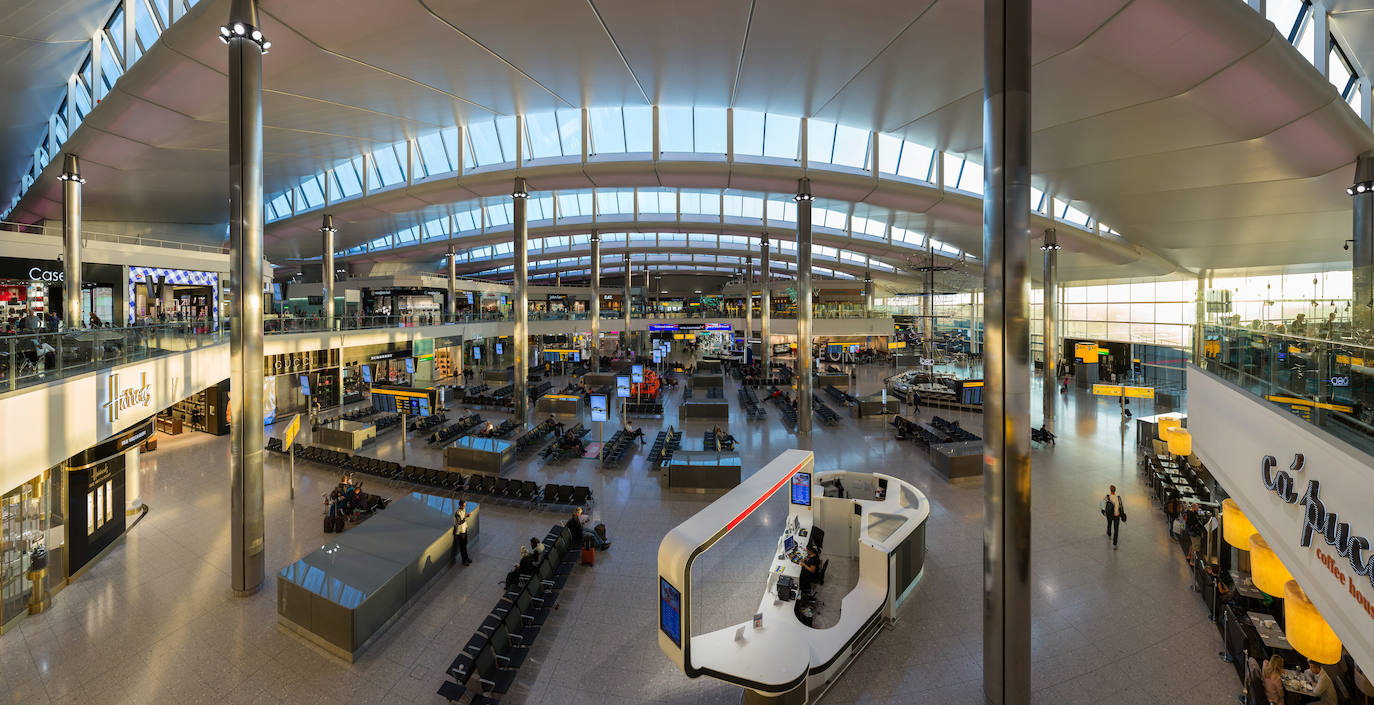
[0,417,152,632]
[265,349,342,419]
[127,266,220,324]
[0,258,121,327]
[363,287,444,316]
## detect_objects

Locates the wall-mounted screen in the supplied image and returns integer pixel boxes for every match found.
[361,365,373,383]
[790,472,811,507]
[405,358,415,375]
[659,577,682,647]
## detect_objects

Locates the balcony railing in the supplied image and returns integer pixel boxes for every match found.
[1200,324,1374,457]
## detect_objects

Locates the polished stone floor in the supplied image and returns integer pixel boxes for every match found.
[0,359,1238,705]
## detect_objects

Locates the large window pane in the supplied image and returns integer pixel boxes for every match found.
[298,174,325,209]
[763,114,800,160]
[733,110,765,156]
[416,131,451,176]
[100,40,124,94]
[589,107,626,153]
[524,111,562,159]
[896,141,935,181]
[495,116,518,162]
[694,107,727,154]
[832,124,869,168]
[371,143,404,186]
[132,0,162,60]
[623,106,652,152]
[468,119,503,166]
[807,119,836,163]
[659,106,693,152]
[1268,0,1305,42]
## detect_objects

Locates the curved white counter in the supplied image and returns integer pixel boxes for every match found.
[658,452,929,702]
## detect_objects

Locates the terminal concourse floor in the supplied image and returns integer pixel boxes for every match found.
[0,361,1238,705]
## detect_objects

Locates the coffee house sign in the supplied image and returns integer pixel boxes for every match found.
[1260,453,1374,620]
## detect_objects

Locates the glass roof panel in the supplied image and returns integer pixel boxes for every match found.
[695,107,727,154]
[659,106,693,152]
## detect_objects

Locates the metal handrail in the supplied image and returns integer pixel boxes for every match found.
[0,220,227,255]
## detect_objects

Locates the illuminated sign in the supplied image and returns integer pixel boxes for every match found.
[590,394,608,422]
[616,376,631,398]
[100,371,153,426]
[1093,384,1155,399]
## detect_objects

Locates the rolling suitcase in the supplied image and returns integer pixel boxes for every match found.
[580,544,595,566]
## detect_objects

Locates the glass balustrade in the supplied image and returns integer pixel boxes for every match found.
[1200,323,1374,457]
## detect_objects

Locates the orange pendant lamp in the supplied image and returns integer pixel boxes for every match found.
[1157,416,1181,438]
[1165,426,1192,456]
[1221,498,1256,548]
[1248,533,1293,596]
[1284,580,1342,664]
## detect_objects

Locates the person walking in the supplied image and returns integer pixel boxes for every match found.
[1101,484,1125,549]
[452,498,472,566]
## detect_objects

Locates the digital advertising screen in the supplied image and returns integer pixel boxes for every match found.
[405,358,415,374]
[299,375,311,396]
[473,346,482,360]
[616,376,631,398]
[659,577,682,647]
[590,394,608,422]
[495,342,504,355]
[631,365,644,383]
[652,350,662,364]
[790,472,812,507]
[361,365,373,384]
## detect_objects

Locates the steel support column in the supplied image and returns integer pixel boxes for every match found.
[796,179,814,435]
[761,235,772,380]
[590,234,601,370]
[447,245,458,319]
[60,154,83,328]
[1352,152,1374,333]
[1041,229,1058,435]
[983,0,1033,701]
[321,215,336,330]
[224,0,267,596]
[512,177,529,419]
[863,270,874,318]
[924,241,935,360]
[623,254,632,351]
[745,260,754,354]
[1193,273,1206,365]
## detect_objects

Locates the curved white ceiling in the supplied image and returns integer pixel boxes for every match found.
[8,0,1372,279]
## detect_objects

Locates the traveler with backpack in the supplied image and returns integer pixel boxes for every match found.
[1101,485,1125,549]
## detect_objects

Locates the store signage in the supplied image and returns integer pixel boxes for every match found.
[101,371,153,426]
[1331,376,1350,387]
[702,324,731,331]
[649,324,679,331]
[28,266,63,282]
[919,358,935,366]
[1259,454,1374,599]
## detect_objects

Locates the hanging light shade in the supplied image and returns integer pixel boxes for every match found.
[1157,417,1181,438]
[1165,427,1192,456]
[1284,580,1343,664]
[1249,533,1293,596]
[1222,498,1256,548]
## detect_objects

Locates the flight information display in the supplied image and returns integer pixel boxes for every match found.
[790,472,812,507]
[659,577,682,646]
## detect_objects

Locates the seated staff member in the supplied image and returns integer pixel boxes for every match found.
[799,545,822,593]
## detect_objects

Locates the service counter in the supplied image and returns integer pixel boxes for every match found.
[315,419,377,451]
[659,453,929,703]
[929,441,982,480]
[852,394,900,418]
[535,394,581,415]
[482,369,512,384]
[443,435,514,475]
[815,373,849,390]
[691,374,725,390]
[277,494,477,661]
[666,451,741,491]
[696,359,723,374]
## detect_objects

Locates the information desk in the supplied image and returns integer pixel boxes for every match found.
[667,451,742,491]
[443,435,515,475]
[277,494,478,661]
[929,441,982,480]
[659,452,929,703]
[535,393,581,415]
[315,419,377,451]
[852,394,899,418]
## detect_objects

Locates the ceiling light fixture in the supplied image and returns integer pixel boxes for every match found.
[1349,181,1374,196]
[218,22,269,53]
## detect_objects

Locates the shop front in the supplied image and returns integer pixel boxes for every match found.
[0,417,153,633]
[127,266,220,325]
[0,258,121,328]
[265,349,343,418]
[363,287,444,316]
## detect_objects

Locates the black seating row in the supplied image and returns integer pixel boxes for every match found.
[527,380,552,401]
[408,412,448,432]
[647,428,683,466]
[430,413,484,444]
[462,383,490,402]
[600,430,635,467]
[541,424,589,462]
[932,415,980,442]
[439,523,582,703]
[824,385,857,406]
[625,400,663,416]
[289,443,592,510]
[486,418,520,438]
[769,387,799,427]
[372,414,403,431]
[701,430,721,451]
[739,386,767,419]
[891,416,941,447]
[513,420,557,454]
[811,395,842,425]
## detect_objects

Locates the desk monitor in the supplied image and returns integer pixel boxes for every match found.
[659,577,682,646]
[790,472,812,507]
[783,535,796,552]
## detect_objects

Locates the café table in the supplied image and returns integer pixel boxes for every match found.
[1231,571,1264,600]
[1248,611,1293,650]
[1281,668,1317,703]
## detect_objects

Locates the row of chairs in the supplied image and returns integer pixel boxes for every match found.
[372,414,403,432]
[647,428,683,466]
[513,420,557,454]
[739,386,767,419]
[625,400,664,415]
[811,395,842,425]
[932,415,980,442]
[481,418,520,439]
[891,416,942,447]
[600,430,635,467]
[527,380,552,400]
[408,413,448,432]
[313,406,375,429]
[541,424,589,462]
[430,413,485,444]
[438,523,582,703]
[289,443,593,511]
[769,387,799,427]
[466,385,513,408]
[701,430,721,451]
[825,385,857,406]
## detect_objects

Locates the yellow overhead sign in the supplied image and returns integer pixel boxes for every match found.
[283,414,302,450]
[888,341,907,349]
[1093,384,1155,399]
